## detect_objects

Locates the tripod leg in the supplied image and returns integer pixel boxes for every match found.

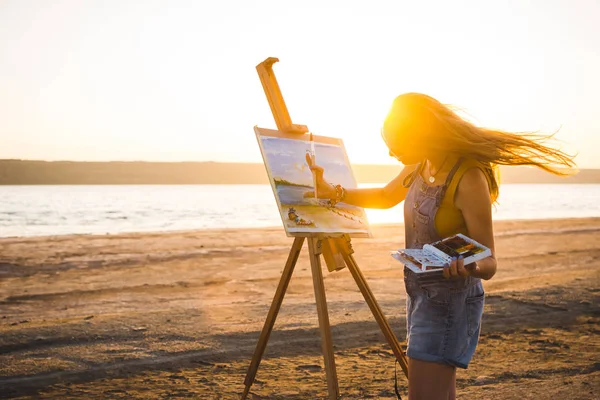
[340,248,409,377]
[308,238,340,400]
[241,237,305,400]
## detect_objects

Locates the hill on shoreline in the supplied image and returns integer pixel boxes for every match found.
[0,160,598,185]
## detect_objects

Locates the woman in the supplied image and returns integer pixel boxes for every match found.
[307,93,575,399]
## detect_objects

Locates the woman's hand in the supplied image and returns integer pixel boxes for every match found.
[443,256,496,280]
[443,256,479,279]
[303,152,336,199]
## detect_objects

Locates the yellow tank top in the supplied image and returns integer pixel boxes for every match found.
[434,158,492,238]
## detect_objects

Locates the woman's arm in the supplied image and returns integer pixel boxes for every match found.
[342,164,419,209]
[305,156,419,209]
[445,167,497,280]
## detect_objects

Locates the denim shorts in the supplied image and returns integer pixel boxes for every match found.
[404,266,485,369]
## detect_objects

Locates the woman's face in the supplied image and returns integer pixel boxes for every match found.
[382,96,439,165]
[381,127,428,165]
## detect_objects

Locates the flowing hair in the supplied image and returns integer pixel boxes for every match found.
[384,93,577,202]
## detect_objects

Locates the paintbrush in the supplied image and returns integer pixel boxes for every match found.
[310,132,317,199]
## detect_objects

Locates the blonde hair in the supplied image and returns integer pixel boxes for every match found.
[383,93,577,201]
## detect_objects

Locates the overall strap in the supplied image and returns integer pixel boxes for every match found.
[436,157,464,206]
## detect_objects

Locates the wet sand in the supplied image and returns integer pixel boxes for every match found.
[1,218,599,399]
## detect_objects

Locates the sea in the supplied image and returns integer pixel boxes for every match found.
[1,184,599,238]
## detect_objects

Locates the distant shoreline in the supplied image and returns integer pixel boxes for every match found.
[1,160,598,184]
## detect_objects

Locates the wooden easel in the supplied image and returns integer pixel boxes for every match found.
[241,57,409,400]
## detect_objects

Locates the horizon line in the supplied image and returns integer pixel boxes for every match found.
[1,159,597,170]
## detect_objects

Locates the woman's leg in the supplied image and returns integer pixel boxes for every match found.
[408,358,456,400]
[449,368,456,400]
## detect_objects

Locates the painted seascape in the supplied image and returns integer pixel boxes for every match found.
[257,133,370,236]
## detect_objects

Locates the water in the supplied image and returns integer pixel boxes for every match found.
[1,184,599,238]
[276,184,313,206]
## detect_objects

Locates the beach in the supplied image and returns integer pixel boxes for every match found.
[1,218,599,399]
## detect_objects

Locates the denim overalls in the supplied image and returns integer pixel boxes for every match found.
[402,158,485,369]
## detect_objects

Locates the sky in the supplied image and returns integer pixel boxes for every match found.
[1,0,599,167]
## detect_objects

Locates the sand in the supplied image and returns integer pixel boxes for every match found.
[1,218,599,399]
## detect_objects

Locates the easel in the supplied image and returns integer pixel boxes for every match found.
[241,57,409,400]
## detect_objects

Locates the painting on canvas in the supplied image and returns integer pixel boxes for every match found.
[255,127,371,237]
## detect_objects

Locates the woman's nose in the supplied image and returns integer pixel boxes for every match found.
[389,150,401,160]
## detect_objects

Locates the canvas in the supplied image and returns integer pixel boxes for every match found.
[255,127,371,237]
